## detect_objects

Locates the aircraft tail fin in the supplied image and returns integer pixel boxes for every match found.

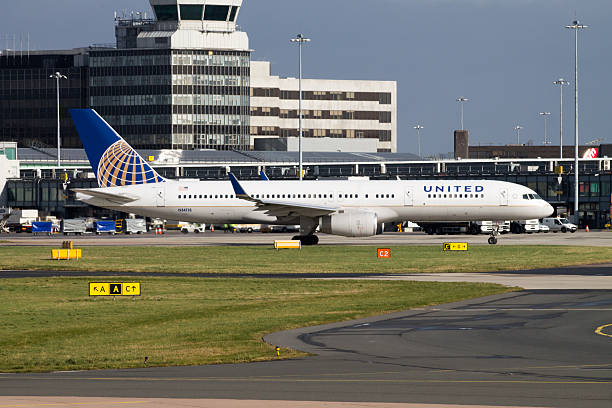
[70,109,165,188]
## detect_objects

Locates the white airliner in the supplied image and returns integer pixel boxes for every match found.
[70,109,553,245]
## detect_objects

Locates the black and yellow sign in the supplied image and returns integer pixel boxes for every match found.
[89,282,141,296]
[443,243,468,251]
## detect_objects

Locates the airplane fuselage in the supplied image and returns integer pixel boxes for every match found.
[78,178,553,226]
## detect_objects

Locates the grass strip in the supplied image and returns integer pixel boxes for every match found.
[0,245,611,274]
[0,277,512,372]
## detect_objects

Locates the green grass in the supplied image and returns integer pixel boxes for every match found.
[0,277,512,372]
[1,245,611,274]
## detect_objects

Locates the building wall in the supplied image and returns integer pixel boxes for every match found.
[250,61,397,153]
[89,48,250,150]
[0,50,89,149]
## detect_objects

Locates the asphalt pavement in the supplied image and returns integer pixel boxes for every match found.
[1,290,611,407]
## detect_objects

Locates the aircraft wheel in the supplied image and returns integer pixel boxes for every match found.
[488,236,498,245]
[292,235,319,245]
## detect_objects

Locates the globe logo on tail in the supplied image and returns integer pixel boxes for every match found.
[97,140,164,187]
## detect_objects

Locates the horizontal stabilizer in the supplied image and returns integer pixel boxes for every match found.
[72,188,139,204]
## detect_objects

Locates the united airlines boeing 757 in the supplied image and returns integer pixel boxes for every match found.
[70,109,553,245]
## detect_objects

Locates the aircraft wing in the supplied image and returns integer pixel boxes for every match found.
[228,173,336,218]
[72,188,139,204]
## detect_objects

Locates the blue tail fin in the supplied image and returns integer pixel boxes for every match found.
[70,109,164,188]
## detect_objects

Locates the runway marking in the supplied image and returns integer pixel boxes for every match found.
[5,376,612,385]
[595,323,612,338]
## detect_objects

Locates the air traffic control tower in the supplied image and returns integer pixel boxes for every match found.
[89,0,251,151]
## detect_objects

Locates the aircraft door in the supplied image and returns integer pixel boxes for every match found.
[154,186,165,207]
[404,188,413,206]
[499,189,508,206]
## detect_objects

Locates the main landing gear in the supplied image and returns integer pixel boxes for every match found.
[292,235,319,246]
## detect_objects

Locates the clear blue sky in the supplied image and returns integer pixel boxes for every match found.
[2,0,610,155]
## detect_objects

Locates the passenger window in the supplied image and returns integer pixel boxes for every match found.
[199,195,202,199]
[356,194,359,198]
[375,194,378,198]
[428,194,431,198]
[386,194,389,198]
[392,194,395,198]
[308,194,311,198]
[365,194,368,198]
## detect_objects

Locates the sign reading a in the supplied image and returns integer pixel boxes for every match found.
[89,282,141,297]
[377,248,391,258]
[443,243,468,251]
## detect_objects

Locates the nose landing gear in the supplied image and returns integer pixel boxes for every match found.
[488,224,500,245]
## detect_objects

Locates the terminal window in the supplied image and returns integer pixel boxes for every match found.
[154,5,178,21]
[205,5,230,21]
[180,5,203,20]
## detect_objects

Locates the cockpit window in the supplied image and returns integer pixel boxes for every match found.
[523,194,530,200]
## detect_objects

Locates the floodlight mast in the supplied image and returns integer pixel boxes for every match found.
[565,20,587,219]
[413,125,424,157]
[290,34,311,181]
[50,72,67,168]
[553,78,569,158]
[539,112,552,145]
[456,97,469,130]
[514,125,523,144]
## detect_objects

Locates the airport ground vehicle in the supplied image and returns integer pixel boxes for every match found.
[511,219,539,234]
[419,221,508,235]
[180,223,205,233]
[234,224,261,233]
[32,221,53,235]
[95,220,116,235]
[5,209,38,233]
[541,217,577,233]
[117,218,147,234]
[62,219,88,235]
[538,223,550,233]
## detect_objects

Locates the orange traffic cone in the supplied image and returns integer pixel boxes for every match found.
[586,225,590,232]
[211,225,215,232]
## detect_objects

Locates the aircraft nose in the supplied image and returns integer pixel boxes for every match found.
[542,201,554,217]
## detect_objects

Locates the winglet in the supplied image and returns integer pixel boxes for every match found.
[228,173,249,198]
[260,170,270,181]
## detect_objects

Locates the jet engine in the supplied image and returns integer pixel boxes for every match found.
[319,209,378,237]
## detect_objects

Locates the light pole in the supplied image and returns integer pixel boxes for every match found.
[539,112,552,144]
[514,125,523,144]
[456,97,469,130]
[413,125,424,157]
[290,34,311,181]
[566,20,587,220]
[553,78,570,158]
[50,72,67,168]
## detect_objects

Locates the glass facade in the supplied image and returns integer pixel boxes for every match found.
[89,49,250,150]
[0,52,89,148]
